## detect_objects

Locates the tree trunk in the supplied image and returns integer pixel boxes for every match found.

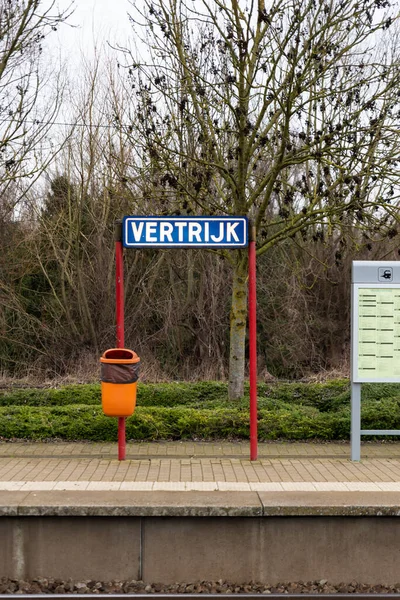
[228,255,248,399]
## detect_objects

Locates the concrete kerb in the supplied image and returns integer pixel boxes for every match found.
[0,490,400,517]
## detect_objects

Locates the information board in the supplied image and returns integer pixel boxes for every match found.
[355,286,400,381]
[351,262,400,460]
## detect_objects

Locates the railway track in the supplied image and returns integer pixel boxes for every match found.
[2,595,400,599]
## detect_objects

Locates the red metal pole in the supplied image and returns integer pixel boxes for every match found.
[115,240,125,349]
[115,221,126,461]
[118,415,126,461]
[248,222,258,461]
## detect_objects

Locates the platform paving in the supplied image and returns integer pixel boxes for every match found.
[0,441,400,492]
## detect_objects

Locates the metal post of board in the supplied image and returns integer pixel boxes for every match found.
[351,382,361,461]
[115,220,126,461]
[248,221,258,461]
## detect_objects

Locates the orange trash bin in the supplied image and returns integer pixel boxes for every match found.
[100,348,140,417]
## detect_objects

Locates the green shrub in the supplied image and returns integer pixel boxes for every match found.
[0,405,251,441]
[0,398,397,441]
[0,379,399,441]
[0,379,352,409]
[362,383,400,401]
[0,385,101,407]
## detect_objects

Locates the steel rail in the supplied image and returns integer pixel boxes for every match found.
[1,595,400,599]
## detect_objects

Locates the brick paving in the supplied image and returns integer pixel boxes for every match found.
[0,441,400,491]
[1,440,400,459]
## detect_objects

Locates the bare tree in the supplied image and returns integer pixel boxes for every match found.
[0,0,73,217]
[116,0,400,397]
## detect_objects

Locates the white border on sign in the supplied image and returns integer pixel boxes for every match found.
[352,283,400,383]
[123,216,248,247]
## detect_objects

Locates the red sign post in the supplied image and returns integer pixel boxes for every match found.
[115,221,126,461]
[248,221,258,461]
[113,216,258,461]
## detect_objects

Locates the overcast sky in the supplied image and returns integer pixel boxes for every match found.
[55,0,133,64]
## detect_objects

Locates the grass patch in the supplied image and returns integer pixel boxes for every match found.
[0,379,400,441]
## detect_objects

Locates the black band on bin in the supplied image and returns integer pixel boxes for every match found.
[101,362,140,384]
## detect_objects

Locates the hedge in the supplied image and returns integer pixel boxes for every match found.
[0,380,353,409]
[0,397,399,441]
[1,380,400,441]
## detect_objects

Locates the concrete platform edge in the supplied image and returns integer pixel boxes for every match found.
[0,491,399,517]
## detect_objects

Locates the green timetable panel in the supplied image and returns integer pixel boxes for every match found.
[357,287,400,380]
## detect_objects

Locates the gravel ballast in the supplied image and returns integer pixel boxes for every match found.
[1,579,400,594]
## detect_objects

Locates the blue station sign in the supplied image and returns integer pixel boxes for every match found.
[123,216,248,248]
